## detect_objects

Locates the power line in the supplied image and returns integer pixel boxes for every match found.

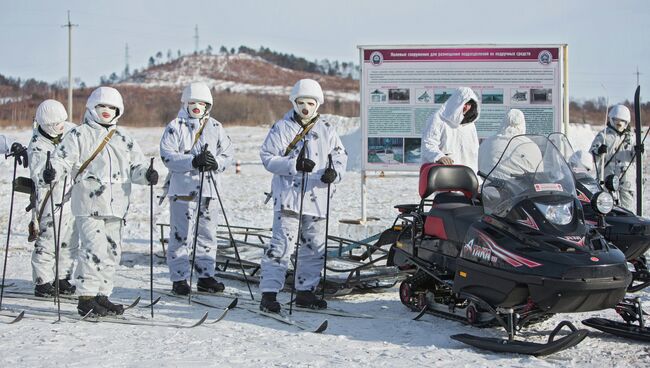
[61,10,78,120]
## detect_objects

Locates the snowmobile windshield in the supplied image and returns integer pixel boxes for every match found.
[482,134,576,217]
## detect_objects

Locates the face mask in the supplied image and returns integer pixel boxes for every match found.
[187,101,207,119]
[41,121,65,137]
[95,104,118,124]
[294,97,319,121]
[611,118,628,133]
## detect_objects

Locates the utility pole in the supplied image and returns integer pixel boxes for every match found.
[194,24,199,54]
[62,11,78,120]
[124,43,130,77]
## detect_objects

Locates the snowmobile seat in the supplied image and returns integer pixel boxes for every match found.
[418,163,482,242]
[419,163,479,204]
[424,204,484,242]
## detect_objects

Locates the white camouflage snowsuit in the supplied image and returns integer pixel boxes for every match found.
[421,87,481,173]
[478,109,542,177]
[159,105,234,282]
[43,87,150,297]
[28,121,79,285]
[259,111,347,293]
[590,125,637,211]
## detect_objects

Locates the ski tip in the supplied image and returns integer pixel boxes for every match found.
[141,296,162,308]
[8,310,25,324]
[413,306,427,321]
[191,311,210,328]
[313,319,328,333]
[227,298,238,310]
[126,296,142,309]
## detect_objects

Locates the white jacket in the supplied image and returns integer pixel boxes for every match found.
[421,87,480,173]
[260,111,347,218]
[590,126,637,191]
[28,122,77,216]
[159,108,234,198]
[478,109,541,177]
[0,135,12,155]
[45,116,149,218]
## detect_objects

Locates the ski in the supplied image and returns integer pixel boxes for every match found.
[0,305,209,329]
[634,85,642,216]
[191,289,372,319]
[207,298,238,325]
[251,308,328,333]
[583,317,650,342]
[156,289,327,332]
[2,291,142,311]
[0,310,24,324]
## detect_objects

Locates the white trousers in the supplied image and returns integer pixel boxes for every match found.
[75,216,122,297]
[167,197,218,282]
[260,210,326,293]
[32,207,79,285]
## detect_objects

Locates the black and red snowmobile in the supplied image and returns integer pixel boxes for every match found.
[548,132,650,293]
[385,134,632,355]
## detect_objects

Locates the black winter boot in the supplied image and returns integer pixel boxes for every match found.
[77,296,109,317]
[95,295,124,315]
[172,280,191,296]
[296,290,327,310]
[260,292,281,314]
[55,278,76,295]
[197,277,225,293]
[34,282,55,297]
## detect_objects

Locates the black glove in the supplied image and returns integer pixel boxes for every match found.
[192,150,217,172]
[43,166,56,185]
[296,157,315,173]
[321,168,337,184]
[10,142,28,168]
[146,167,159,185]
[597,145,607,155]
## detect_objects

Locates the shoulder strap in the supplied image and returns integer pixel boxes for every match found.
[283,115,319,156]
[74,129,116,181]
[36,189,52,222]
[193,118,209,147]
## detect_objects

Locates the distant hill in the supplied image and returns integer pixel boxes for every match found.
[119,53,359,102]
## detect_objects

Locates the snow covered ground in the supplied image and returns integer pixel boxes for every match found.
[0,122,648,367]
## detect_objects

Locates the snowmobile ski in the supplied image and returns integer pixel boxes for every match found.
[451,321,588,356]
[0,310,24,324]
[582,317,650,342]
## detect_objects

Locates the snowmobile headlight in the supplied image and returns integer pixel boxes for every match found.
[604,174,619,192]
[591,191,614,215]
[534,201,573,226]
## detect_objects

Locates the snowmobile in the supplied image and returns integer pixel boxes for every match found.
[385,134,632,355]
[548,132,650,293]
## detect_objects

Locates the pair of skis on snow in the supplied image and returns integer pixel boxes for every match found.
[0,289,236,329]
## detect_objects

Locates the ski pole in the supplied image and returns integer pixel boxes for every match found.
[149,157,155,318]
[321,154,333,300]
[45,152,61,322]
[0,155,19,310]
[208,171,255,301]
[289,141,309,316]
[54,175,67,323]
[188,144,208,304]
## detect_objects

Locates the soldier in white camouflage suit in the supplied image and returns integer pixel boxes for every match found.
[42,87,159,316]
[259,79,347,313]
[27,99,79,297]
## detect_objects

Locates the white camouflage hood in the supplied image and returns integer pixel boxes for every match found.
[85,87,124,124]
[438,87,480,129]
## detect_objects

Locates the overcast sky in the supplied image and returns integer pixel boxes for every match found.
[1,0,648,103]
